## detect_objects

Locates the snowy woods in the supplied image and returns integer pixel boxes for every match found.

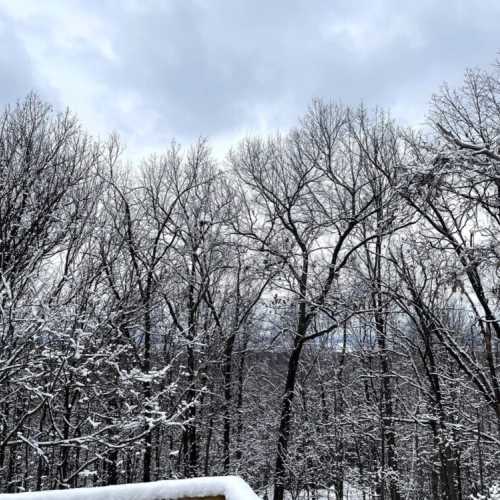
[0,62,500,500]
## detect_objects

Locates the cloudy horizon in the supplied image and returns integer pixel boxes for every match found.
[1,0,499,159]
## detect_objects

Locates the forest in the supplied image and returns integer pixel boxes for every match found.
[0,60,499,500]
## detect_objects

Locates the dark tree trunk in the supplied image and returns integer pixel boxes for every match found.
[273,333,306,500]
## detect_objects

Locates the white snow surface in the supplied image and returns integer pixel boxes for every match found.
[0,476,260,500]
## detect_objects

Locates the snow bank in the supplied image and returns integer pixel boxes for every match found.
[0,476,260,500]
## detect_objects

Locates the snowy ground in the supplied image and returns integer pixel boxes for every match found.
[0,478,373,500]
[275,482,366,500]
[286,488,363,500]
[0,476,260,500]
[2,477,497,500]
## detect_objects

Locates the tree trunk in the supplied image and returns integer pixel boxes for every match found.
[273,334,306,500]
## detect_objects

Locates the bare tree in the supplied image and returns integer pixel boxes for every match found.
[231,100,391,500]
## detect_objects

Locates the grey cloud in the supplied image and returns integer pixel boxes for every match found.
[0,7,62,112]
[0,16,38,106]
[0,0,499,152]
[95,0,500,136]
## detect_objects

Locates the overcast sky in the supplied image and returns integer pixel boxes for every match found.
[0,0,499,158]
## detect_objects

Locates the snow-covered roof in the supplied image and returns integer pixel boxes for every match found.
[0,476,261,500]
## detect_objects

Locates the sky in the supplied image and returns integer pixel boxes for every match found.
[0,0,499,159]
